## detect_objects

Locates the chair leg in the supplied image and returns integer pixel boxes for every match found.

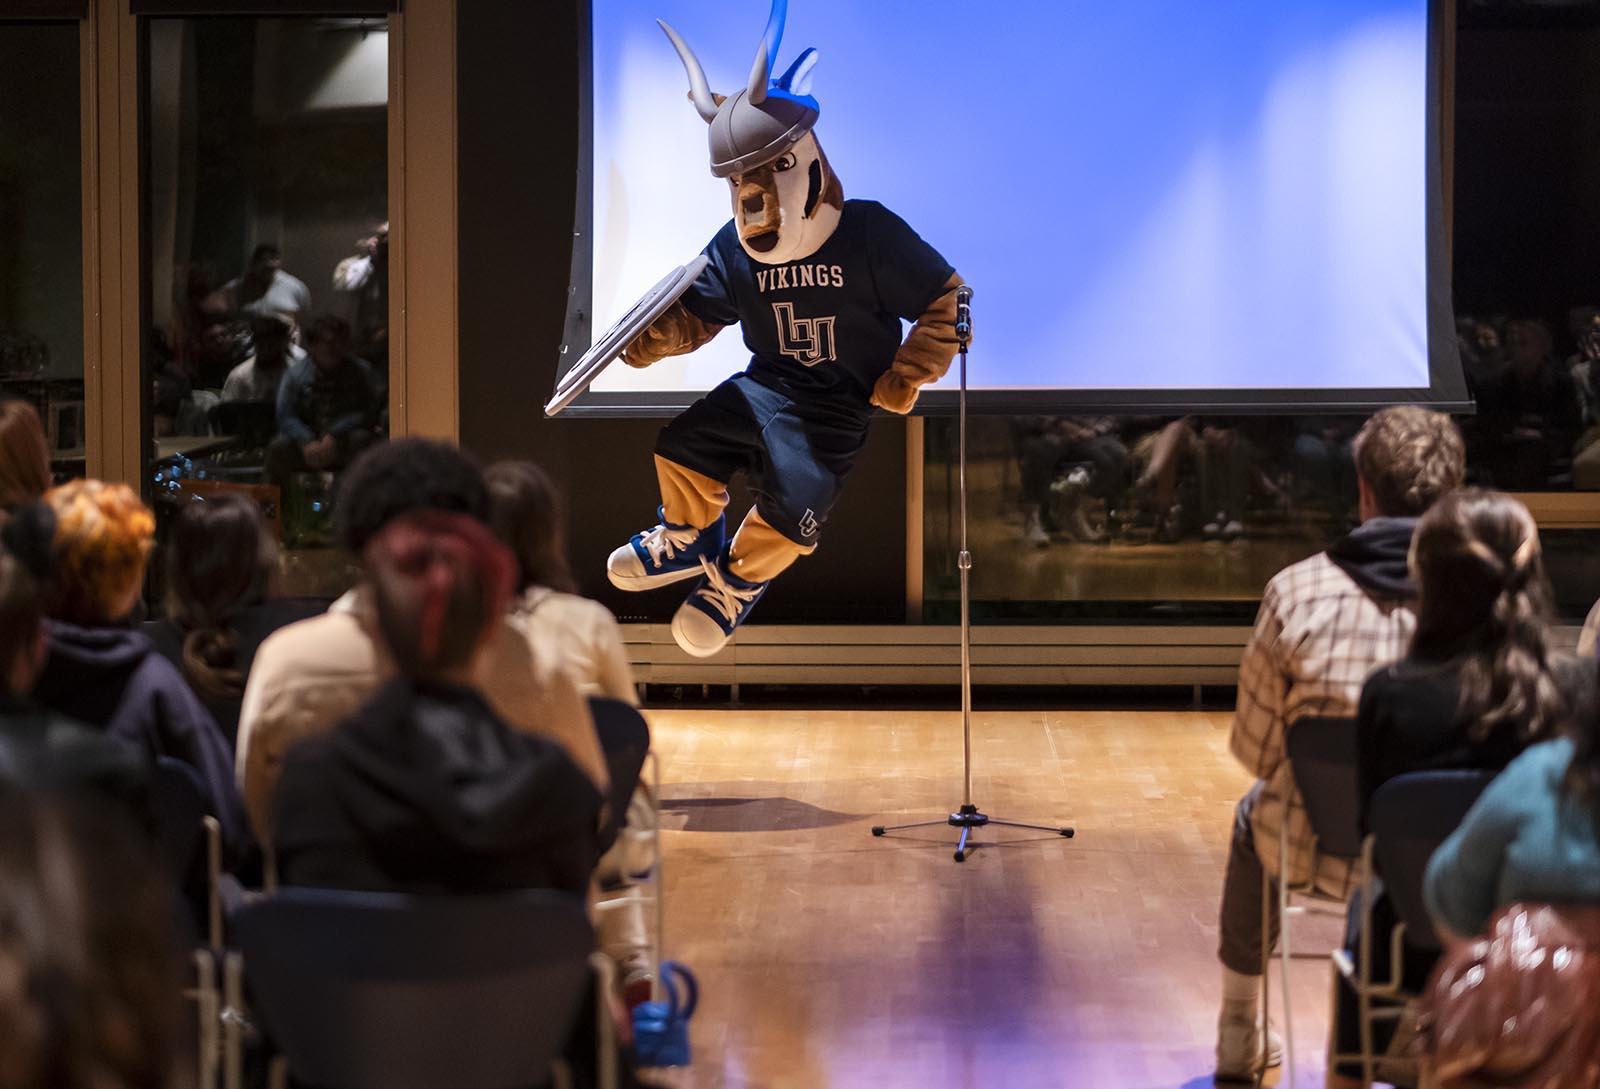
[590,952,619,1089]
[1259,871,1271,1089]
[222,952,244,1089]
[194,950,219,1089]
[1278,821,1297,1089]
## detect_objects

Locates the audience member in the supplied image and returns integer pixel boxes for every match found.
[221,312,302,403]
[20,482,246,851]
[1473,318,1579,489]
[266,314,383,486]
[1420,712,1600,1086]
[1568,310,1600,489]
[272,510,602,894]
[224,243,312,322]
[237,438,606,846]
[1213,405,1465,1082]
[0,792,181,1089]
[489,460,637,702]
[1012,417,1126,546]
[0,545,149,813]
[0,397,52,516]
[143,493,323,745]
[488,460,656,1004]
[332,220,389,379]
[1326,489,1591,1087]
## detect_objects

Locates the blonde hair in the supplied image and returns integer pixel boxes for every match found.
[43,480,155,626]
[0,399,51,511]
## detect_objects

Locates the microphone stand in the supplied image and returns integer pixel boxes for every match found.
[870,289,1075,861]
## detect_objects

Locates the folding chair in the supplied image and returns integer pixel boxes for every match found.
[225,888,611,1089]
[589,697,664,999]
[1332,770,1491,1087]
[1262,716,1364,1088]
[151,756,226,951]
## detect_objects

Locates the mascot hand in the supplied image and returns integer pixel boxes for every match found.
[870,371,920,415]
[622,302,722,368]
[622,322,674,368]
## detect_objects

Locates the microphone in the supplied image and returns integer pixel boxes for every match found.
[955,285,973,344]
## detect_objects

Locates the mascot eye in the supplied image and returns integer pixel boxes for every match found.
[772,153,798,172]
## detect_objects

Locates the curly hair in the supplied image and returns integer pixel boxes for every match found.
[1353,406,1465,518]
[333,439,489,557]
[1410,489,1569,747]
[0,794,179,1089]
[42,480,155,626]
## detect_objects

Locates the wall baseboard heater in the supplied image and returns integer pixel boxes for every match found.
[621,624,1583,690]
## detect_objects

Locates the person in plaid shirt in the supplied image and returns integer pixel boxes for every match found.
[1214,406,1466,1082]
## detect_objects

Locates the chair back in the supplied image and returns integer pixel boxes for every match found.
[150,756,208,882]
[233,888,593,1089]
[589,697,651,854]
[1369,769,1493,952]
[1285,716,1364,860]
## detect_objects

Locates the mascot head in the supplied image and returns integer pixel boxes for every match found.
[659,0,844,265]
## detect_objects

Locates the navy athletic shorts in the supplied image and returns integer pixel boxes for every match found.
[654,372,871,548]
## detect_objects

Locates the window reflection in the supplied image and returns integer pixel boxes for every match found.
[0,22,85,482]
[926,406,1600,621]
[143,16,388,599]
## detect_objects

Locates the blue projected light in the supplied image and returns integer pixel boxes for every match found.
[582,0,1437,405]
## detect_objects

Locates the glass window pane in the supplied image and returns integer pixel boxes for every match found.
[143,15,389,600]
[0,21,85,483]
[922,415,1600,624]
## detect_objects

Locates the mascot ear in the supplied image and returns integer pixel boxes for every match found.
[776,47,819,98]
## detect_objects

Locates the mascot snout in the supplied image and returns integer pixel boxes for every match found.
[737,174,783,253]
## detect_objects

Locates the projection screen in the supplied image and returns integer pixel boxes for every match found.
[555,0,1467,416]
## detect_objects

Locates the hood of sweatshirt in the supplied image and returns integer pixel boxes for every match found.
[1326,516,1418,600]
[44,620,154,674]
[328,680,601,880]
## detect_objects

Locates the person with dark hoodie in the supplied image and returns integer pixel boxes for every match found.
[1211,406,1466,1083]
[0,542,150,817]
[1323,488,1593,1088]
[270,509,602,895]
[18,482,247,858]
[143,493,323,746]
[271,511,630,1088]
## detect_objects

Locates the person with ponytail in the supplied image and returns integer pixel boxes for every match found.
[1325,489,1593,1088]
[1356,488,1590,820]
[144,494,322,745]
[270,510,603,895]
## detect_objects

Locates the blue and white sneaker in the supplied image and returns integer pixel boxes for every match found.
[607,509,726,591]
[671,556,768,658]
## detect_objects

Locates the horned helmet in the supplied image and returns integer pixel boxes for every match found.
[659,0,844,265]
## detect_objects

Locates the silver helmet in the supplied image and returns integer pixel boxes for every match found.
[659,0,821,179]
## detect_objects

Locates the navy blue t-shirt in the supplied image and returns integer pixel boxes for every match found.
[681,199,954,409]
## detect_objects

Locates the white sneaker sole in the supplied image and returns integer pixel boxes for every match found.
[670,604,729,658]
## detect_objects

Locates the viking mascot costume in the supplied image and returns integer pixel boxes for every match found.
[608,0,964,656]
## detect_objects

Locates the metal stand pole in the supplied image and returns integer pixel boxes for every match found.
[870,301,1074,861]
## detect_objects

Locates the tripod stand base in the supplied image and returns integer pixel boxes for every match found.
[871,804,1075,862]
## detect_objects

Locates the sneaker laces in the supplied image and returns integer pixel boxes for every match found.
[639,521,702,569]
[694,558,761,624]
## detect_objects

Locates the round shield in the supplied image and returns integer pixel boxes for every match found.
[544,255,711,417]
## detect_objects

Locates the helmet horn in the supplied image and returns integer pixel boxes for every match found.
[746,0,787,106]
[657,19,720,123]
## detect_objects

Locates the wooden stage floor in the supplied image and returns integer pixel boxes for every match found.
[649,707,1343,1089]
